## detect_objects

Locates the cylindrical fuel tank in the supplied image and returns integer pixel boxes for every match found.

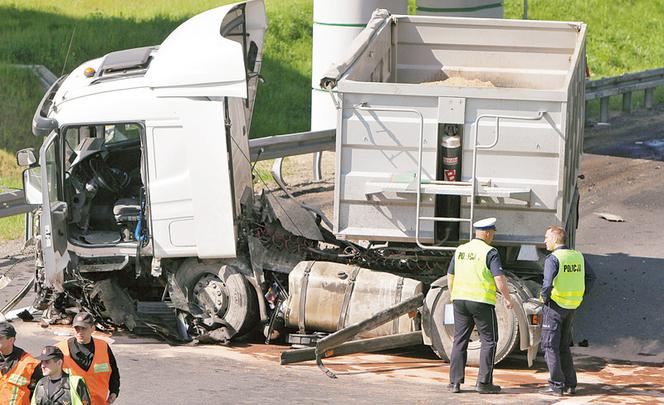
[286,261,423,338]
[415,0,503,18]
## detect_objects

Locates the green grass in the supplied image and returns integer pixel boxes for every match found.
[0,65,47,152]
[1,0,664,240]
[0,148,25,240]
[505,0,664,77]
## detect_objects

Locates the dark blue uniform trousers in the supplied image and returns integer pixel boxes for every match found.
[449,300,498,385]
[542,301,578,390]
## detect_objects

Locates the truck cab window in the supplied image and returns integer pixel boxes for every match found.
[61,122,145,246]
[104,123,141,145]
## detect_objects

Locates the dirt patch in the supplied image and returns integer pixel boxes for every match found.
[0,237,25,259]
[252,152,336,220]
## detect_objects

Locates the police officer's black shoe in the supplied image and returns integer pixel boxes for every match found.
[539,387,563,396]
[447,383,461,393]
[476,382,501,394]
[564,386,576,395]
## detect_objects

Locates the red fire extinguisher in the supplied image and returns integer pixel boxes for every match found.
[441,135,461,182]
[435,132,462,243]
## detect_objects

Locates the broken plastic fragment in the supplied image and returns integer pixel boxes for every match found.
[594,212,625,222]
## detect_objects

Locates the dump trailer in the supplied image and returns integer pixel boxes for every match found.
[15,0,585,368]
[319,9,587,365]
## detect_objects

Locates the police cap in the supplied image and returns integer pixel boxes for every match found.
[473,217,497,231]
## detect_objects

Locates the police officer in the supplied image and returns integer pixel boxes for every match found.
[539,226,595,396]
[56,312,120,405]
[0,322,42,404]
[31,345,91,405]
[447,218,515,394]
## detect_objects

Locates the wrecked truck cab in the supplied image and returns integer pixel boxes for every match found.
[23,1,268,339]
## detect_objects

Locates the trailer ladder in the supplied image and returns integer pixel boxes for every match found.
[359,104,545,251]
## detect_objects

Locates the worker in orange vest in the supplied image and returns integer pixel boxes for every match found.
[0,322,42,405]
[56,312,120,405]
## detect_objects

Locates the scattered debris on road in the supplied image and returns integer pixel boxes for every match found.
[594,212,626,222]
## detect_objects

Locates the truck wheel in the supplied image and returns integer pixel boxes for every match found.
[427,285,519,366]
[215,264,258,336]
[175,259,257,338]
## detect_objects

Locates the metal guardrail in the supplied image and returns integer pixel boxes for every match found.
[248,129,335,161]
[12,64,58,91]
[0,190,33,218]
[248,128,335,191]
[586,67,664,123]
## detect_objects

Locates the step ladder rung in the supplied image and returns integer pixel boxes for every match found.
[423,180,473,186]
[419,216,472,223]
[366,181,531,200]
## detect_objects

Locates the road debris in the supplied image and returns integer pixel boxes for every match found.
[0,274,11,289]
[594,212,625,222]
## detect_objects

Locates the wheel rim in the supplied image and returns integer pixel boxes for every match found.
[174,259,257,339]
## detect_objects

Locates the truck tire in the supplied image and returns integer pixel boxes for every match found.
[216,264,258,336]
[427,283,519,366]
[175,259,258,338]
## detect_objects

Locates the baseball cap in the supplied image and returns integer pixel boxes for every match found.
[72,311,95,328]
[36,345,64,361]
[0,322,16,338]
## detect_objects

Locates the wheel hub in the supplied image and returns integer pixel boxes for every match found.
[192,274,228,318]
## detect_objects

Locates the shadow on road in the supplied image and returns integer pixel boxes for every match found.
[573,253,664,364]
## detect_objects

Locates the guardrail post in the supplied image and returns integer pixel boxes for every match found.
[645,88,654,109]
[622,92,632,113]
[313,152,323,182]
[25,212,33,242]
[271,158,287,190]
[599,97,610,123]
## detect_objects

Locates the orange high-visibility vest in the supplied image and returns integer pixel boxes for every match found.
[57,338,111,405]
[0,351,40,405]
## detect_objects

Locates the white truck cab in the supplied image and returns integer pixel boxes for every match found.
[20,1,266,292]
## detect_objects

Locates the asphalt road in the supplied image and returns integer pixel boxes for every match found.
[7,321,664,405]
[574,104,664,364]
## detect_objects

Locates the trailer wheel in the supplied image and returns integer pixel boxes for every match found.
[175,259,257,339]
[427,284,519,366]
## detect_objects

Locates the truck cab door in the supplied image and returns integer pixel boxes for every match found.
[39,130,69,291]
[143,1,266,259]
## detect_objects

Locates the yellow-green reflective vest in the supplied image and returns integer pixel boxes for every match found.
[551,249,585,309]
[30,375,88,405]
[451,239,497,305]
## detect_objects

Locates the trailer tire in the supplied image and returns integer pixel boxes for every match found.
[428,285,519,366]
